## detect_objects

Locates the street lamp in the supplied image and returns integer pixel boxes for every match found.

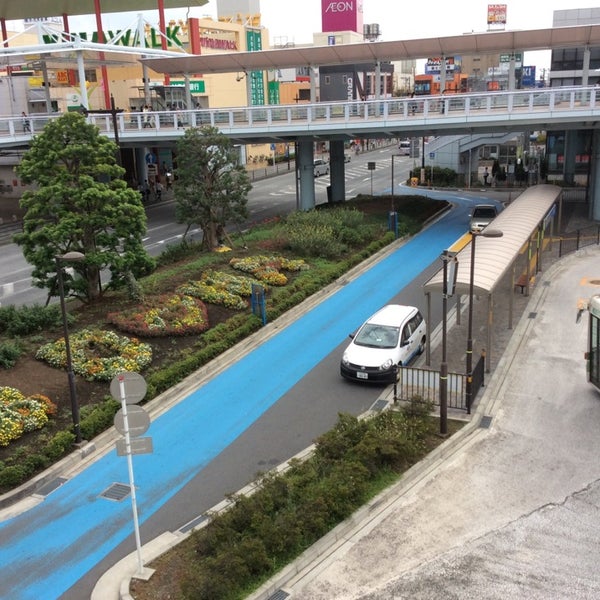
[465,229,503,413]
[55,251,86,445]
[439,250,457,435]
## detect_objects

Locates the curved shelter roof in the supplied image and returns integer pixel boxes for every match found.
[141,25,600,75]
[423,185,562,297]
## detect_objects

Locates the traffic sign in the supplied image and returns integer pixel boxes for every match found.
[116,436,153,456]
[429,152,435,159]
[110,372,147,405]
[114,405,150,437]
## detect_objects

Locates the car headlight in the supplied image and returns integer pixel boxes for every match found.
[380,358,394,370]
[342,352,350,366]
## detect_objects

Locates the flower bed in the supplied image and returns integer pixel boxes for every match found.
[0,387,57,446]
[36,328,153,382]
[229,255,309,286]
[176,270,260,310]
[107,294,210,337]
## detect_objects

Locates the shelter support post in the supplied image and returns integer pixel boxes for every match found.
[486,294,493,372]
[425,291,431,366]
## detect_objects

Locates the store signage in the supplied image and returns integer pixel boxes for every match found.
[42,25,237,51]
[487,4,507,25]
[170,80,206,93]
[322,0,363,34]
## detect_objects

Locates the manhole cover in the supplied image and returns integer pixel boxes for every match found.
[36,477,67,497]
[371,399,388,412]
[100,482,131,501]
[267,591,290,600]
[479,415,493,429]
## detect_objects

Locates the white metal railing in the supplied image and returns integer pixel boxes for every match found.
[1,86,598,144]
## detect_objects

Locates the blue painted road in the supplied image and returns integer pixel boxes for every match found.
[0,192,483,600]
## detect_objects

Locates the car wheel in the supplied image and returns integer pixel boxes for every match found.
[417,337,426,355]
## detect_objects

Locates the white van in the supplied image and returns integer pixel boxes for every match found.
[313,158,330,177]
[398,140,411,156]
[340,304,426,383]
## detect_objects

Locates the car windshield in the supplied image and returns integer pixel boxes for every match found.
[473,207,496,219]
[354,324,399,349]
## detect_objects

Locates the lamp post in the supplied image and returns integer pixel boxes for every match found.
[466,229,503,413]
[55,251,86,445]
[439,250,457,435]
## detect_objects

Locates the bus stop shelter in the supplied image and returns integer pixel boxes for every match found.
[423,184,563,371]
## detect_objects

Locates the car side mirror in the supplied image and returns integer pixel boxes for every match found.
[349,332,355,339]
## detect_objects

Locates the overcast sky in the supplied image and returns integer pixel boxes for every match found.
[31,0,600,71]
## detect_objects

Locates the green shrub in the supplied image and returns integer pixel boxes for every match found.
[0,464,28,488]
[79,398,120,440]
[0,339,22,368]
[0,304,65,337]
[44,431,76,461]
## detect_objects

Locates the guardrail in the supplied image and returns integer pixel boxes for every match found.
[0,86,598,145]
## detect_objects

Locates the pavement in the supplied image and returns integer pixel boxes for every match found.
[3,191,599,599]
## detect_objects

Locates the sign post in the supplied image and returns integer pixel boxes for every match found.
[111,372,152,578]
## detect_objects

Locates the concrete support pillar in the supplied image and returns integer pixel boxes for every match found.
[329,140,346,203]
[508,55,516,91]
[563,130,577,186]
[589,131,600,221]
[297,140,316,211]
[582,47,591,87]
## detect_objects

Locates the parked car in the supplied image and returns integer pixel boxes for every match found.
[340,304,426,383]
[469,204,498,233]
[313,158,330,177]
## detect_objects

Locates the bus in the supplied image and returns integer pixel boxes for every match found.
[586,294,600,389]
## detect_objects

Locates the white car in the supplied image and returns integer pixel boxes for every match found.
[313,158,330,177]
[469,204,498,233]
[340,304,426,383]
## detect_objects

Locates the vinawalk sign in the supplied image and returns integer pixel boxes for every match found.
[42,25,238,51]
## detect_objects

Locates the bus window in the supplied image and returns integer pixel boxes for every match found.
[587,295,600,389]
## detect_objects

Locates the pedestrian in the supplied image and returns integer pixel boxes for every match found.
[165,170,173,190]
[483,166,489,186]
[155,180,163,201]
[21,112,30,132]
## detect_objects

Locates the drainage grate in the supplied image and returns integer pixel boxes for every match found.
[267,591,290,600]
[528,312,537,319]
[179,514,209,534]
[100,482,131,501]
[479,415,493,429]
[371,399,388,412]
[36,477,68,497]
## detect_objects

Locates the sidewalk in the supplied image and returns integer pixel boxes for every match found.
[264,227,600,598]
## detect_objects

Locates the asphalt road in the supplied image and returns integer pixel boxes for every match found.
[0,145,409,307]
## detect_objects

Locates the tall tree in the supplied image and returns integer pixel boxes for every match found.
[174,126,251,249]
[15,112,154,302]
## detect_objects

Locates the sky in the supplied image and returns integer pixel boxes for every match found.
[18,0,600,71]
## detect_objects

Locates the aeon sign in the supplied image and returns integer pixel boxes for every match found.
[321,0,363,34]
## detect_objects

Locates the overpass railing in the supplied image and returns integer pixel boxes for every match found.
[0,86,598,143]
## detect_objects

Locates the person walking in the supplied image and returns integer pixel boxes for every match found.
[21,112,31,133]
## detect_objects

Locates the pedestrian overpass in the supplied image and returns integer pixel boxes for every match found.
[3,85,600,212]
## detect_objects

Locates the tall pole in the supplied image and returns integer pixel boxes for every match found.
[465,228,503,413]
[390,155,395,211]
[56,257,82,444]
[440,251,449,434]
[465,233,476,414]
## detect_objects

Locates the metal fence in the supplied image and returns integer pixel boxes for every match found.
[558,224,600,257]
[394,355,485,412]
